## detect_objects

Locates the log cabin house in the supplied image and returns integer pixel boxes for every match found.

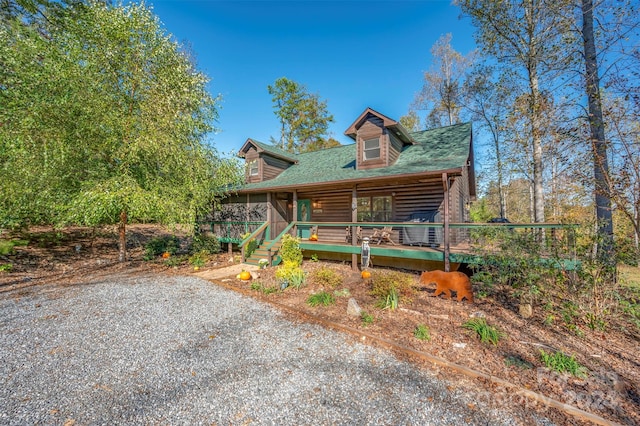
[214,107,477,271]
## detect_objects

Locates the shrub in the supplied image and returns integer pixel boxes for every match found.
[280,234,303,266]
[188,250,209,267]
[275,261,306,289]
[539,350,588,378]
[370,270,415,310]
[307,291,335,307]
[310,265,342,288]
[190,234,220,255]
[413,324,431,341]
[241,232,258,258]
[143,235,180,260]
[462,318,505,346]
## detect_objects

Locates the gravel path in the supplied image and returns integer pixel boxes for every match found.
[0,273,553,425]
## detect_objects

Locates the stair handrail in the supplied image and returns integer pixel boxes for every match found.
[240,221,269,262]
[263,221,297,265]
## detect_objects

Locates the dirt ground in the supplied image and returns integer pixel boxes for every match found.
[1,225,639,426]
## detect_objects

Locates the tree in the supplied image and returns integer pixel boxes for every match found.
[267,77,334,153]
[399,110,421,132]
[413,33,474,129]
[0,1,242,261]
[457,0,571,224]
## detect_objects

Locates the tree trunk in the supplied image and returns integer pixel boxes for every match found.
[118,209,127,262]
[582,0,614,263]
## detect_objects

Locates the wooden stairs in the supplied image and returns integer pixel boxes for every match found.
[244,240,282,267]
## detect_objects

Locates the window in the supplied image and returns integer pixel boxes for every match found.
[357,196,392,222]
[248,160,258,176]
[363,137,380,161]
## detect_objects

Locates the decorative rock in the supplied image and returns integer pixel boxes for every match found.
[519,303,533,318]
[453,342,467,349]
[347,298,362,317]
[470,311,485,318]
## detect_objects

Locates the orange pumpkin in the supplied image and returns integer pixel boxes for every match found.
[361,270,371,279]
[162,251,171,259]
[309,234,318,241]
[239,270,252,280]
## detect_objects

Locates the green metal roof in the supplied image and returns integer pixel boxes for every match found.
[239,122,472,192]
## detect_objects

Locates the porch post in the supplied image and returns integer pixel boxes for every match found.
[266,192,272,240]
[293,190,298,237]
[351,186,358,271]
[442,173,451,272]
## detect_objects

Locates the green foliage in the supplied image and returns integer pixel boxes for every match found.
[191,234,220,255]
[539,350,588,378]
[360,311,374,327]
[0,1,242,244]
[163,254,188,267]
[306,291,335,307]
[333,288,351,298]
[188,250,208,267]
[309,265,343,288]
[0,263,13,272]
[250,282,278,294]
[310,253,319,262]
[267,77,334,153]
[462,318,505,346]
[370,270,415,309]
[0,241,15,256]
[413,324,431,341]
[279,234,303,266]
[143,235,180,261]
[275,261,306,290]
[241,232,258,258]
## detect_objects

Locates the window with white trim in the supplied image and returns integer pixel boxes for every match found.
[363,137,380,161]
[248,160,258,176]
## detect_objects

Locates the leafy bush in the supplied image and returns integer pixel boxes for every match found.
[370,270,415,310]
[310,265,343,288]
[275,261,306,289]
[143,235,180,260]
[190,234,220,255]
[188,250,209,267]
[539,350,588,378]
[307,291,335,307]
[241,232,258,258]
[413,324,431,341]
[0,263,12,272]
[462,318,505,345]
[280,234,303,266]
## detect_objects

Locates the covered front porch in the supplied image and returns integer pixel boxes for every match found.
[207,220,577,272]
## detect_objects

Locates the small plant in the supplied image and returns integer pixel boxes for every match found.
[504,354,533,370]
[250,282,262,291]
[0,263,12,272]
[188,250,208,267]
[361,311,374,327]
[462,318,504,345]
[307,291,335,307]
[310,253,319,262]
[413,324,431,341]
[539,350,588,378]
[241,232,258,258]
[258,259,269,269]
[370,270,414,310]
[163,254,187,267]
[310,265,342,288]
[334,288,351,298]
[144,235,180,260]
[377,287,399,310]
[275,262,306,289]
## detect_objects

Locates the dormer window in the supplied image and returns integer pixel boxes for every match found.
[363,137,380,161]
[249,160,259,176]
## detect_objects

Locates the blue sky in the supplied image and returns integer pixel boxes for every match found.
[142,0,478,155]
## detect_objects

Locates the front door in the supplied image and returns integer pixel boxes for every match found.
[297,199,311,238]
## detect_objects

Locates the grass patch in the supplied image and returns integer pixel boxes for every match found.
[539,350,588,378]
[413,324,431,341]
[462,318,505,345]
[307,291,335,307]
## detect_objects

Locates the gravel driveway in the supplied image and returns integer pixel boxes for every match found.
[0,273,552,425]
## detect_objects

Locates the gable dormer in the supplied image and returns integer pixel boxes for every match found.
[238,139,297,183]
[344,107,414,170]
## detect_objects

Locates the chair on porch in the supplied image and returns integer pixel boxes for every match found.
[371,226,396,245]
[345,226,362,243]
